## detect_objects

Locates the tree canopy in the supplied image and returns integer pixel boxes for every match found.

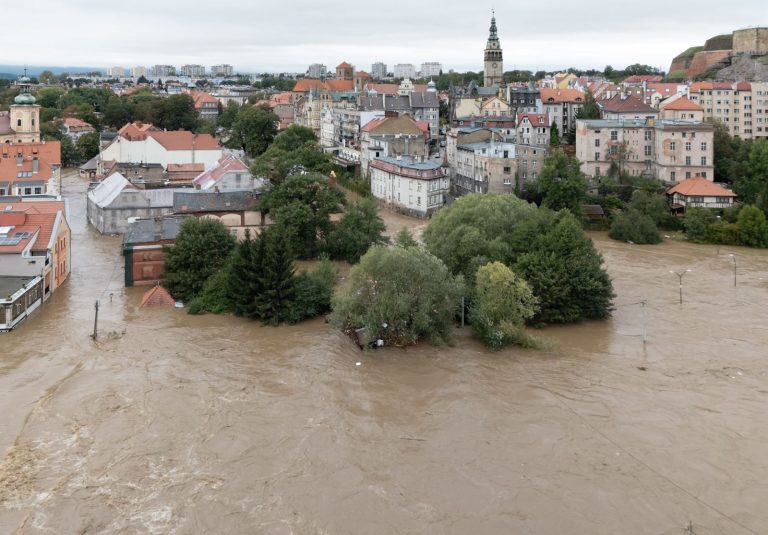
[536,151,587,215]
[228,104,279,157]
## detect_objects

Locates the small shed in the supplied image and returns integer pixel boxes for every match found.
[139,285,176,308]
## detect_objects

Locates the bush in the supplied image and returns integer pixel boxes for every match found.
[187,269,232,315]
[737,205,768,247]
[609,209,661,244]
[285,257,338,324]
[330,246,465,346]
[683,208,716,243]
[471,262,539,351]
[325,198,388,263]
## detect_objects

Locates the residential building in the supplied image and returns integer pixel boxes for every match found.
[336,62,354,80]
[123,216,184,287]
[394,64,416,79]
[0,75,40,144]
[211,64,234,77]
[173,190,263,240]
[483,13,503,87]
[152,65,176,78]
[100,122,223,170]
[599,94,659,121]
[180,64,206,77]
[190,91,219,121]
[192,154,263,192]
[131,66,147,78]
[87,173,177,234]
[688,81,763,139]
[515,113,550,147]
[107,66,125,78]
[59,117,95,140]
[540,88,585,137]
[480,96,511,118]
[506,84,541,114]
[371,62,387,80]
[575,119,715,182]
[0,141,62,197]
[0,199,71,330]
[370,155,448,218]
[307,63,327,79]
[360,115,429,178]
[667,177,737,212]
[359,79,440,137]
[353,71,372,92]
[659,96,705,122]
[420,62,442,78]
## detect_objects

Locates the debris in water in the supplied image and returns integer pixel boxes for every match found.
[356,362,361,366]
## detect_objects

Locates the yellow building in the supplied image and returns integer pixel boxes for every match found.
[0,74,41,144]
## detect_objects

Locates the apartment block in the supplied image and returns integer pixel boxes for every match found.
[371,62,387,80]
[688,81,768,140]
[394,64,416,79]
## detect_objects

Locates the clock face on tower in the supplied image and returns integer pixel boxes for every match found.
[492,63,497,68]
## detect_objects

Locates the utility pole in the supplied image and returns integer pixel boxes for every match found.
[670,269,692,304]
[641,300,647,344]
[91,300,99,341]
[729,254,737,288]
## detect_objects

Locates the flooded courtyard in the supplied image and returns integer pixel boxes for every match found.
[1,171,767,534]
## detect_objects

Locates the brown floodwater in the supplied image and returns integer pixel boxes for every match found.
[1,171,767,534]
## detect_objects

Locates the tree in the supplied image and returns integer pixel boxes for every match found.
[217,101,240,129]
[734,139,768,210]
[259,173,345,258]
[286,257,338,324]
[228,104,278,157]
[627,190,668,226]
[76,132,100,163]
[471,262,539,350]
[423,194,614,325]
[325,198,388,263]
[34,87,65,108]
[137,75,150,84]
[609,209,661,244]
[737,205,768,247]
[683,208,716,243]
[330,246,465,346]
[550,121,560,146]
[225,231,266,318]
[252,226,297,325]
[164,218,237,301]
[536,151,587,214]
[59,136,79,167]
[103,97,132,128]
[39,70,56,85]
[576,90,601,120]
[157,94,198,131]
[394,227,418,248]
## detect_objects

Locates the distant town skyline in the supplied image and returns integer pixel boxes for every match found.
[10,1,765,74]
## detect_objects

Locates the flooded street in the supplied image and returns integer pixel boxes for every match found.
[1,171,768,534]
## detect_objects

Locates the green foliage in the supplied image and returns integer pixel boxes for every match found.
[683,208,717,243]
[330,246,465,346]
[734,139,768,210]
[576,90,601,120]
[187,269,232,315]
[251,126,332,182]
[156,94,199,131]
[471,262,539,350]
[628,190,667,224]
[226,231,267,319]
[609,209,661,244]
[285,257,338,324]
[164,218,236,301]
[395,228,418,248]
[325,198,388,263]
[260,173,345,258]
[34,87,65,108]
[737,205,768,248]
[76,132,100,163]
[536,151,587,214]
[252,226,297,325]
[103,96,132,129]
[549,121,560,146]
[59,136,79,167]
[217,101,240,128]
[228,104,279,157]
[253,76,296,92]
[423,194,614,325]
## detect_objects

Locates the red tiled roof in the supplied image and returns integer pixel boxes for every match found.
[0,141,61,185]
[140,285,176,307]
[517,113,550,127]
[292,79,354,93]
[193,155,249,188]
[63,117,94,129]
[540,88,585,103]
[600,93,657,114]
[269,92,292,105]
[735,81,751,91]
[689,82,735,93]
[668,177,737,197]
[337,62,353,69]
[191,91,218,109]
[0,201,65,254]
[661,96,702,111]
[355,71,371,78]
[148,131,220,151]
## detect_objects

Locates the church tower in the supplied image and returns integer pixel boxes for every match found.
[9,72,41,143]
[483,12,503,87]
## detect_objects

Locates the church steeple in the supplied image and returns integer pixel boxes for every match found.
[483,11,503,87]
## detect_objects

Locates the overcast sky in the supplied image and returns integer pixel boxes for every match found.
[12,1,765,73]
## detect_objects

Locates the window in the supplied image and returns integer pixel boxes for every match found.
[610,146,618,156]
[644,131,652,141]
[671,171,676,181]
[644,145,651,156]
[503,166,511,174]
[17,119,21,127]
[701,157,707,165]
[670,141,676,151]
[595,167,601,176]
[594,152,600,161]
[685,142,691,151]
[701,142,707,151]
[686,172,691,179]
[610,131,618,141]
[685,156,691,165]
[594,139,600,147]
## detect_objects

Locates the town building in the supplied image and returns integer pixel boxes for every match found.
[371,62,387,80]
[0,75,40,144]
[575,119,715,182]
[515,113,551,147]
[131,66,147,79]
[192,154,263,192]
[123,216,184,287]
[100,122,223,170]
[180,64,206,77]
[0,141,62,197]
[307,63,327,79]
[190,91,219,121]
[107,66,125,78]
[688,81,768,140]
[173,190,263,240]
[0,199,70,330]
[211,64,234,77]
[394,64,416,80]
[152,65,176,78]
[667,176,737,213]
[87,173,176,234]
[370,155,448,218]
[483,13,503,87]
[360,115,429,178]
[359,79,440,137]
[420,62,442,78]
[59,117,95,140]
[541,88,585,137]
[336,62,354,80]
[506,84,541,114]
[659,96,705,122]
[599,94,659,121]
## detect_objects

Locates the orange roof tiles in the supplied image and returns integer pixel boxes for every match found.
[337,62,353,69]
[517,113,550,127]
[661,96,702,111]
[0,201,66,254]
[540,88,585,103]
[668,177,737,197]
[292,79,354,93]
[147,131,220,151]
[0,141,61,186]
[140,285,176,307]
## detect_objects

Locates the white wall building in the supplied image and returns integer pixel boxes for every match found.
[131,66,147,78]
[211,64,234,77]
[420,62,442,78]
[101,126,223,170]
[394,64,416,79]
[307,63,327,79]
[370,155,448,218]
[371,62,387,80]
[107,66,125,78]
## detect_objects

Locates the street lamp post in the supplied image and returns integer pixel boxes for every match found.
[729,254,737,288]
[670,269,692,304]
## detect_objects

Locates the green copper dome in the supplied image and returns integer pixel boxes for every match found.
[14,92,36,105]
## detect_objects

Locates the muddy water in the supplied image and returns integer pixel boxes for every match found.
[1,172,767,534]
